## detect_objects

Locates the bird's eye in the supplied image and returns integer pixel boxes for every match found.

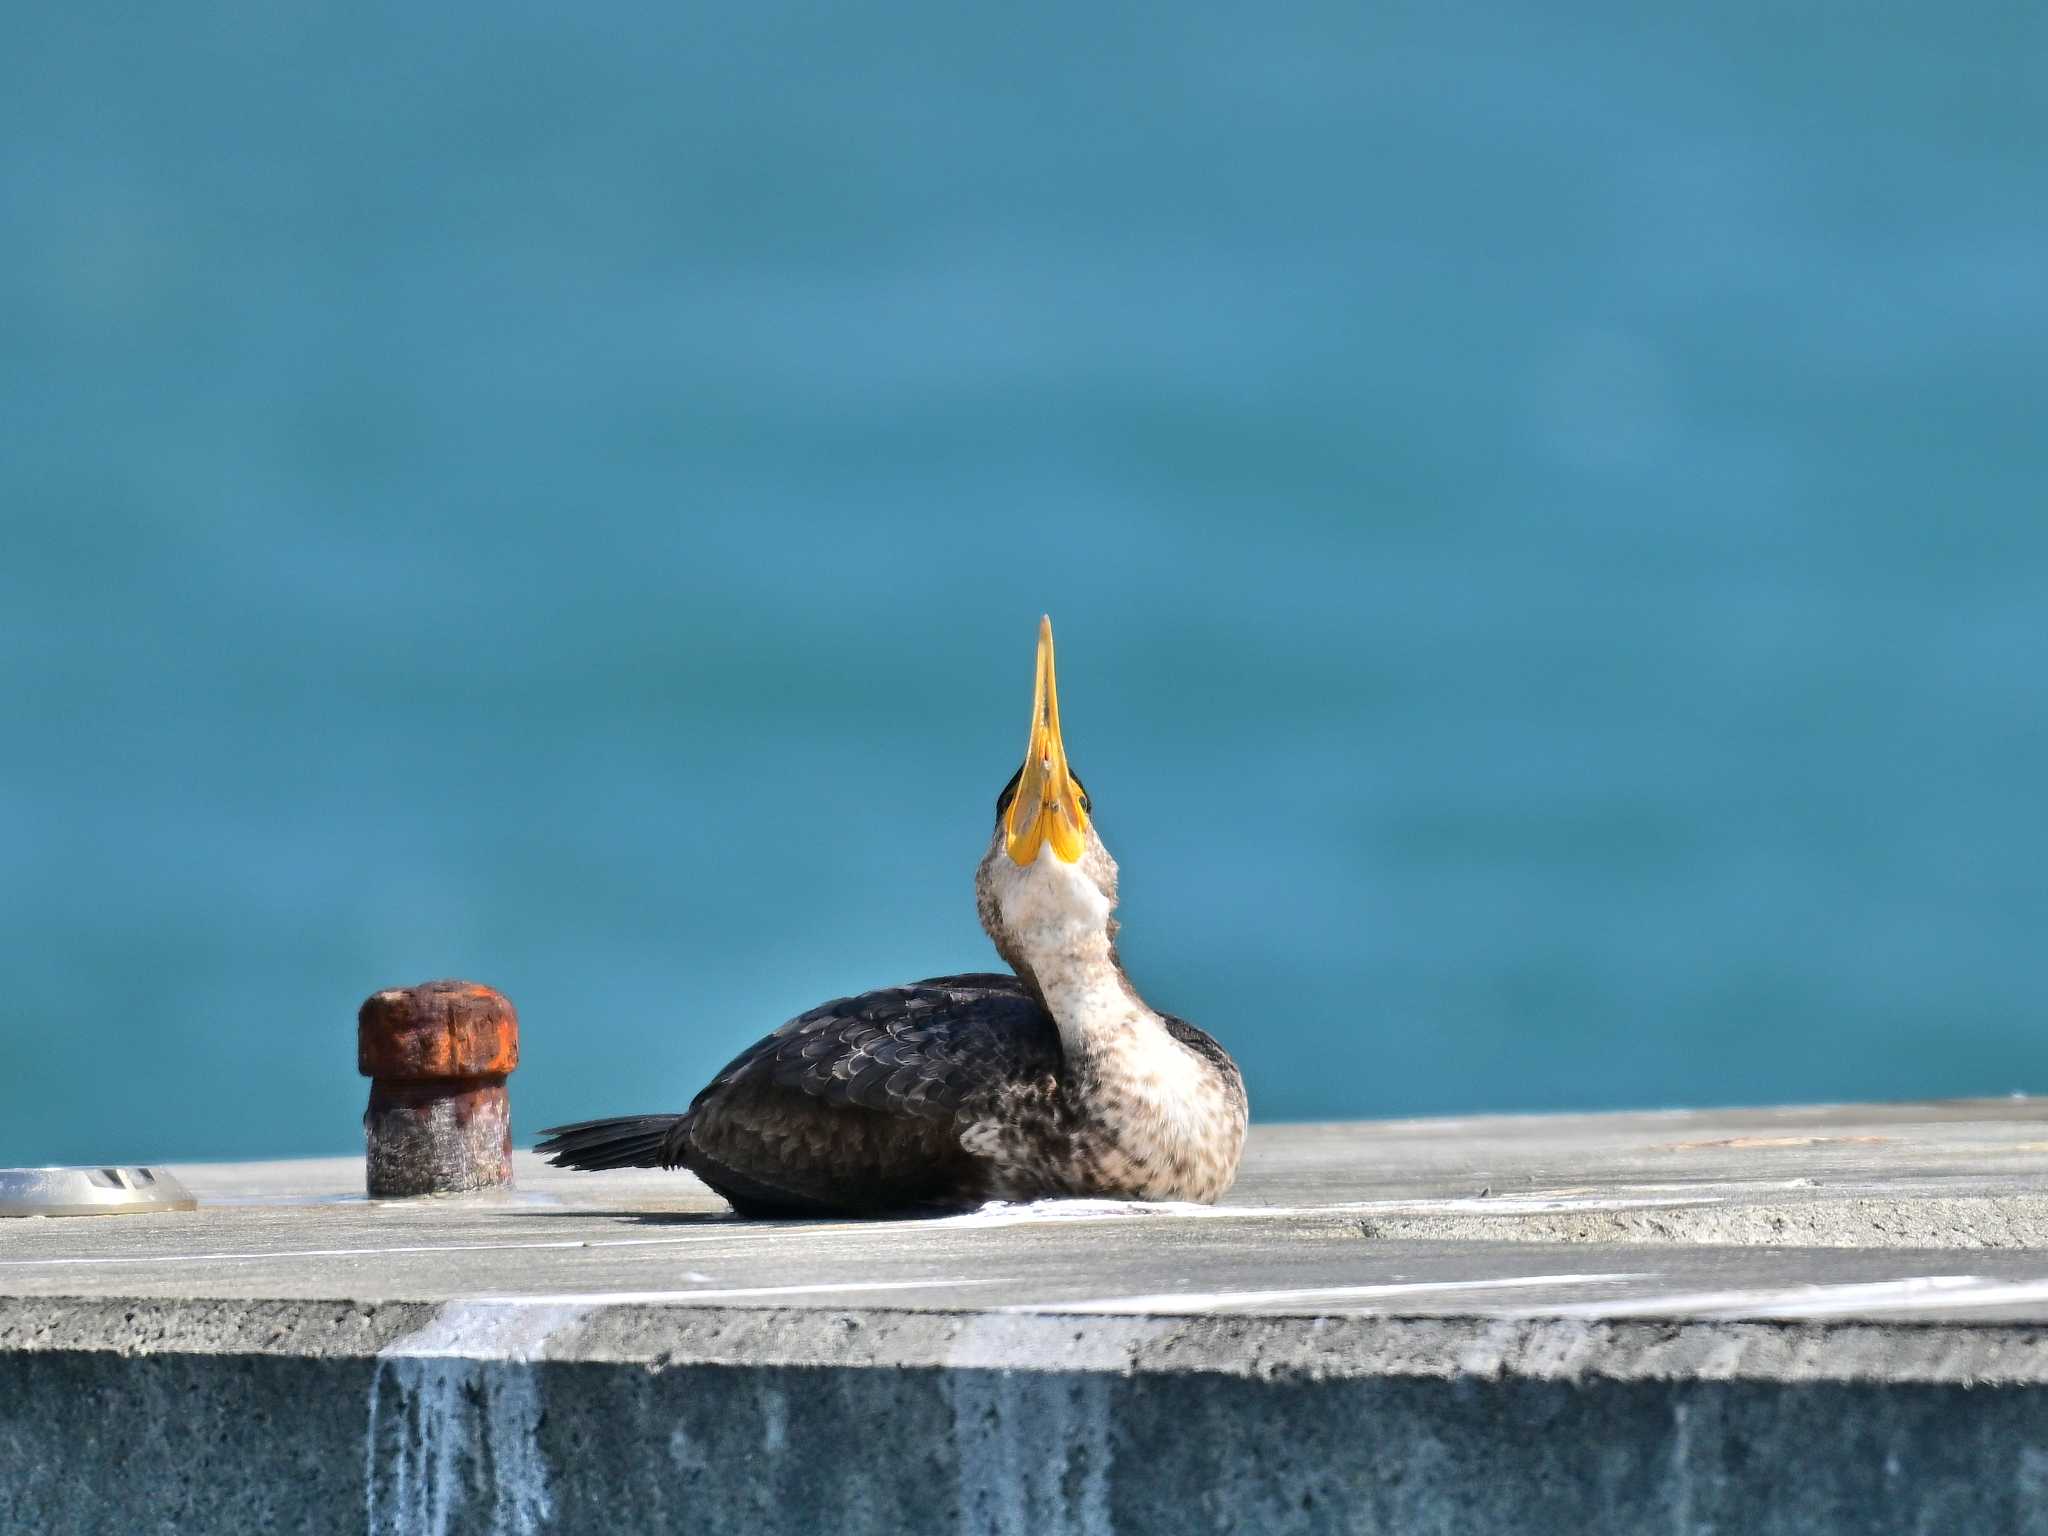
[995,765,1023,818]
[993,764,1090,818]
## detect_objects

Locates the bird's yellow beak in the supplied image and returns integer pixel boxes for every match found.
[1005,616,1090,866]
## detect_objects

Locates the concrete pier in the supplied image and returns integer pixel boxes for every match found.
[7,1098,2048,1533]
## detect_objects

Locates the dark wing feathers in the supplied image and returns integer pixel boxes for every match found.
[666,974,1064,1214]
[699,973,1061,1120]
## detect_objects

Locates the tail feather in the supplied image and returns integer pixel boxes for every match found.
[534,1114,686,1171]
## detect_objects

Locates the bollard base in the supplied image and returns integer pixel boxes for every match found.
[362,1079,511,1198]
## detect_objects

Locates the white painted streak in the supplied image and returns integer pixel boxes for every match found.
[1018,1272,1652,1315]
[1,1233,740,1269]
[1606,1179,1818,1193]
[199,1190,567,1208]
[1528,1273,2048,1320]
[464,1277,1015,1306]
[1332,1196,1723,1216]
[365,1301,589,1536]
[926,1193,1724,1228]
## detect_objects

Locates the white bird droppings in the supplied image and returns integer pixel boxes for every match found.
[945,1312,1171,1536]
[364,1301,590,1536]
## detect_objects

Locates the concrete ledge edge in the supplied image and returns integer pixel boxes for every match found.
[6,1296,2048,1388]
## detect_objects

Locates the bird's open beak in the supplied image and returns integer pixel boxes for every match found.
[1005,616,1090,866]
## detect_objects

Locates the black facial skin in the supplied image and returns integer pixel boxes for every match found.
[994,764,1092,821]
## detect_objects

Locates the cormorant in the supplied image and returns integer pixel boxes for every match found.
[537,617,1247,1215]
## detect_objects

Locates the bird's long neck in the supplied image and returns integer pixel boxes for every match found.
[1014,922,1150,1064]
[981,842,1246,1202]
[992,859,1245,1203]
[985,857,1155,1065]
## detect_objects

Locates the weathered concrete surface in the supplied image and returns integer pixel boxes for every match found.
[7,1100,2048,1533]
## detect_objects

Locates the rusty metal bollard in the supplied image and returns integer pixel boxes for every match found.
[357,980,519,1197]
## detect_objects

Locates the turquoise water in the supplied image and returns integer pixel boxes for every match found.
[3,6,2043,1164]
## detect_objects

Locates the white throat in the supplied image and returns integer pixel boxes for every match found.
[987,852,1142,1054]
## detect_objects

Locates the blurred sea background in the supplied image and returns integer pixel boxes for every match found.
[3,5,2043,1164]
